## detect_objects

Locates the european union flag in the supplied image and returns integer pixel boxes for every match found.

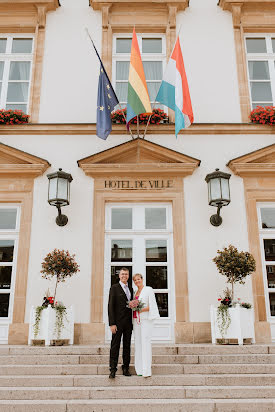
[91,39,119,140]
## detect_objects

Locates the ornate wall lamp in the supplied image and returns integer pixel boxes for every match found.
[205,168,231,226]
[47,168,73,226]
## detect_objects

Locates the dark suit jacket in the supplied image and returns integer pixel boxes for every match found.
[108,283,133,327]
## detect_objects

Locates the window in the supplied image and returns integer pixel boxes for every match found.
[0,35,34,113]
[245,35,275,109]
[0,206,20,320]
[257,203,275,318]
[113,34,166,109]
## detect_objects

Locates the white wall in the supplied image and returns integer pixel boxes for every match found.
[39,0,102,123]
[178,0,241,123]
[39,0,242,123]
[2,134,275,324]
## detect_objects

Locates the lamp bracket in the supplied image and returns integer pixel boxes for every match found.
[56,206,68,227]
[210,204,223,227]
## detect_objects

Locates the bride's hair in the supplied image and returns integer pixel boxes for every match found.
[133,273,143,280]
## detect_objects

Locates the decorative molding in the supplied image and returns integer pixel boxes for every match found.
[78,138,199,342]
[0,142,50,177]
[219,0,275,122]
[90,0,189,11]
[89,0,189,77]
[78,138,200,178]
[0,122,275,135]
[0,0,59,31]
[227,143,275,176]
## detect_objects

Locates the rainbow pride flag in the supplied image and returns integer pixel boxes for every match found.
[156,36,193,136]
[126,28,152,125]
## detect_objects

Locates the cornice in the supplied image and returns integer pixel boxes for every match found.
[219,0,275,11]
[228,143,275,177]
[90,0,189,11]
[0,0,60,29]
[0,142,50,177]
[0,123,274,135]
[0,0,59,10]
[80,163,197,177]
[0,163,49,176]
[78,137,200,177]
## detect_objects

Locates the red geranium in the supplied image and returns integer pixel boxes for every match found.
[250,106,275,125]
[0,109,29,125]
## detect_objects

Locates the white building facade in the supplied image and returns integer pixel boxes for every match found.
[0,0,274,345]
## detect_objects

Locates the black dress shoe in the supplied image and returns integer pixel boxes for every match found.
[109,370,116,379]
[122,368,131,376]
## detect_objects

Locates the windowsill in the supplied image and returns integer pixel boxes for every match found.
[0,122,274,135]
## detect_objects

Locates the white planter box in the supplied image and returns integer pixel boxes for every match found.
[210,304,255,345]
[28,305,74,346]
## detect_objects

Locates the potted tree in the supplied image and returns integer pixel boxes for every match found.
[210,245,256,344]
[28,249,80,346]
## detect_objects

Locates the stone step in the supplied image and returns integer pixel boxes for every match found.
[198,354,275,364]
[0,354,200,365]
[183,363,275,374]
[0,385,275,400]
[2,362,275,376]
[0,374,274,387]
[1,353,275,365]
[0,399,274,412]
[0,344,273,355]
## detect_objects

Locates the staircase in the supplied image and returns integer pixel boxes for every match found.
[0,344,275,411]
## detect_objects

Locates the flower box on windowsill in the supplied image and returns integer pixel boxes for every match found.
[0,110,29,125]
[28,305,74,346]
[111,108,168,125]
[210,305,255,345]
[250,106,275,126]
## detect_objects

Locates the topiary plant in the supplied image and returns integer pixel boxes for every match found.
[41,249,80,302]
[213,245,256,300]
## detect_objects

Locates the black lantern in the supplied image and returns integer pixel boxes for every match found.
[205,168,231,226]
[47,168,73,226]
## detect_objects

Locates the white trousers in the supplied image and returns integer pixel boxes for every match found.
[133,319,153,377]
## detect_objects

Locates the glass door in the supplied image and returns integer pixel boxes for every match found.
[0,205,20,344]
[104,203,175,342]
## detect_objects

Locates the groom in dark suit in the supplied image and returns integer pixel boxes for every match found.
[108,267,133,379]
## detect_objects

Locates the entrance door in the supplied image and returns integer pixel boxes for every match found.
[104,203,175,342]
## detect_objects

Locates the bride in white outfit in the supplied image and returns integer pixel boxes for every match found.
[132,273,160,377]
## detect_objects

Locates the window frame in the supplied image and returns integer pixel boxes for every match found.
[0,34,34,114]
[112,33,167,109]
[0,204,20,322]
[245,34,275,109]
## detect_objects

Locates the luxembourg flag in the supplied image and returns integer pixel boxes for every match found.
[156,36,193,136]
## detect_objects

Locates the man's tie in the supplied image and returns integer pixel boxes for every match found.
[124,284,131,301]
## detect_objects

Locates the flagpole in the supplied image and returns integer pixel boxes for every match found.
[142,25,183,139]
[137,115,140,138]
[85,28,134,140]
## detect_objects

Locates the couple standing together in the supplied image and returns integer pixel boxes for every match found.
[108,268,160,379]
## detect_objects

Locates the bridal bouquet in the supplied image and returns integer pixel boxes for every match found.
[127,299,145,312]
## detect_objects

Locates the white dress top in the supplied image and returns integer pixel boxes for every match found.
[136,286,160,321]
